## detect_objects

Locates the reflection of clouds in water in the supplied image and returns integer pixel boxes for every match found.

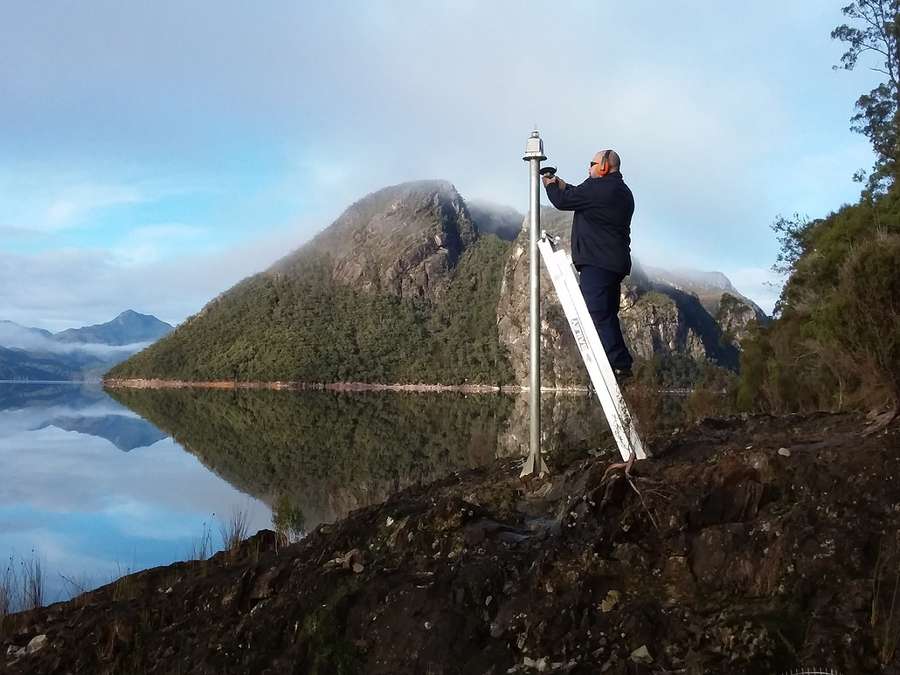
[0,428,268,519]
[6,530,107,572]
[4,532,192,604]
[0,385,141,439]
[0,387,272,602]
[103,495,260,542]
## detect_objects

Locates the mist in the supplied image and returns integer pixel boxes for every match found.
[0,322,150,358]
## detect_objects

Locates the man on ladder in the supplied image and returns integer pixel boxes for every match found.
[541,149,635,385]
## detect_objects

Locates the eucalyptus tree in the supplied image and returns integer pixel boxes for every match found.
[832,0,900,192]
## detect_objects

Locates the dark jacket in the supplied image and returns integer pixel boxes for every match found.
[544,172,633,276]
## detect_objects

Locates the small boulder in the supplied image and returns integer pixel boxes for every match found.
[630,644,652,664]
[26,634,48,654]
[600,590,620,613]
[523,655,548,671]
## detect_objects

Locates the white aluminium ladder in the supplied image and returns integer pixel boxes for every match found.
[538,232,647,462]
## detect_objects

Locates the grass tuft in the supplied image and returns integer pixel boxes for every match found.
[188,518,214,561]
[218,506,250,554]
[0,551,46,616]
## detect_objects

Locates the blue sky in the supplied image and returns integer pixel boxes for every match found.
[0,1,881,328]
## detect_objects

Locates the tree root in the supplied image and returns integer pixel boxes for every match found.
[601,451,635,482]
[864,403,899,437]
[602,450,660,531]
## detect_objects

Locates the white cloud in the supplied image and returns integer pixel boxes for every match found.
[0,177,146,234]
[111,223,209,266]
[0,1,881,325]
[0,164,219,242]
[0,421,270,601]
[727,267,785,315]
[0,223,312,330]
[129,224,207,239]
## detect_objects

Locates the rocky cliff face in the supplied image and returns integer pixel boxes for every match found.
[716,291,769,344]
[496,209,586,388]
[289,180,477,301]
[644,265,764,317]
[496,210,758,387]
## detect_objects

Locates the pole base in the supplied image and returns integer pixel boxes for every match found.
[520,452,549,478]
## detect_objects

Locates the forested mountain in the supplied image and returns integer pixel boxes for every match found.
[110,182,514,384]
[108,181,764,387]
[0,346,86,381]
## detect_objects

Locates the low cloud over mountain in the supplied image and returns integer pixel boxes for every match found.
[0,311,173,381]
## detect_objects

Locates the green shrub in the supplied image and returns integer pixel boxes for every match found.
[817,233,900,408]
[739,185,900,413]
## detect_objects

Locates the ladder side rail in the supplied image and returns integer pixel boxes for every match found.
[553,249,646,460]
[537,239,645,461]
[544,247,632,457]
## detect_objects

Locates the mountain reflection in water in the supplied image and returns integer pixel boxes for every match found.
[1,382,682,603]
[107,388,620,531]
[36,415,167,452]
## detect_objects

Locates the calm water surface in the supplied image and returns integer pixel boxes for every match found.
[0,382,619,605]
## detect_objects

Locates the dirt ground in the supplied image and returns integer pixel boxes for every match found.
[2,411,899,674]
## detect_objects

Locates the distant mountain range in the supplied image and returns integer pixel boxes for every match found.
[108,181,768,388]
[0,311,173,382]
[52,310,172,346]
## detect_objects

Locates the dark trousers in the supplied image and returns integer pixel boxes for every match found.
[576,264,633,371]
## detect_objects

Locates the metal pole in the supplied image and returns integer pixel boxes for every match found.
[522,130,548,478]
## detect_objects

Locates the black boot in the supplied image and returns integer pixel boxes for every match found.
[613,367,633,387]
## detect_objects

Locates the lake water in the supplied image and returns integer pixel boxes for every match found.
[0,382,646,607]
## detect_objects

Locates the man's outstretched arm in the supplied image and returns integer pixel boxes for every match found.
[543,178,592,211]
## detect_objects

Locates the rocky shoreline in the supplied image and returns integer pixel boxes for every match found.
[101,377,592,394]
[2,411,899,674]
